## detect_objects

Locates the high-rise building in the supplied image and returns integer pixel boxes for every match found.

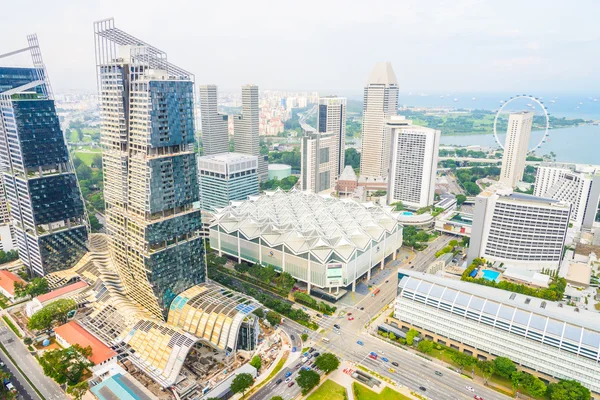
[318,96,347,176]
[468,185,571,271]
[94,19,205,318]
[198,85,229,155]
[197,153,259,212]
[360,62,399,178]
[234,85,268,182]
[387,116,440,209]
[300,128,338,193]
[0,36,88,276]
[0,177,16,252]
[499,112,534,187]
[534,164,600,230]
[389,270,600,394]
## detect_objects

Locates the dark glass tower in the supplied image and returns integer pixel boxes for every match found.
[94,19,205,318]
[0,36,88,276]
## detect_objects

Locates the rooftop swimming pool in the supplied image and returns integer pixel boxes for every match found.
[403,211,413,216]
[482,269,500,282]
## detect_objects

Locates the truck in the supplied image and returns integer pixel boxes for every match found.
[301,356,308,363]
[371,288,380,297]
[368,351,378,360]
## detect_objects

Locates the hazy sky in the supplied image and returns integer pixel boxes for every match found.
[2,0,598,95]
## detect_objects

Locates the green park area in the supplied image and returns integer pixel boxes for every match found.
[306,380,347,400]
[72,147,102,167]
[352,382,411,400]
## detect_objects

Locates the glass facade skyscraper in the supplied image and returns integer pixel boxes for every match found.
[94,19,205,318]
[0,37,88,276]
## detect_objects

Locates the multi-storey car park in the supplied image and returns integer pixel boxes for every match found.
[209,189,403,294]
[388,270,600,395]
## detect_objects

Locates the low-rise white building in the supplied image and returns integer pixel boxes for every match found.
[210,189,403,292]
[392,270,600,394]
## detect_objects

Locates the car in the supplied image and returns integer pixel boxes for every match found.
[285,377,292,383]
[357,340,364,346]
[313,352,320,357]
[311,363,316,368]
[368,352,378,360]
[304,367,311,371]
[348,316,354,321]
[391,361,399,367]
[295,363,302,369]
[288,382,295,387]
[388,368,396,373]
[276,379,283,385]
[360,307,364,310]
[410,266,414,269]
[285,371,292,378]
[419,386,427,391]
[308,348,315,353]
[385,280,389,283]
[474,396,484,400]
[465,386,475,392]
[291,335,295,340]
[303,352,309,357]
[381,357,389,362]
[347,312,352,316]
[316,314,322,318]
[334,324,341,329]
[0,361,4,367]
[307,354,313,360]
[336,330,341,335]
[435,371,443,376]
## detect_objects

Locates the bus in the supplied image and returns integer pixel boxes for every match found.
[371,288,381,297]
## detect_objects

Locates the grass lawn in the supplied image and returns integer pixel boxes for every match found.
[353,382,411,400]
[73,150,101,166]
[307,380,347,400]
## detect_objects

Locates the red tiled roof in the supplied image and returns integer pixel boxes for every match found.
[0,270,25,296]
[36,281,88,303]
[54,321,116,365]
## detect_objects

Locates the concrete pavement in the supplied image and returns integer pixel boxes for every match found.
[0,321,65,400]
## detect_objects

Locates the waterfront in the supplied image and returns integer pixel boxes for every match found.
[439,124,600,164]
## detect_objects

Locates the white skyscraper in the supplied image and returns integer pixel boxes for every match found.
[317,96,347,176]
[300,129,338,193]
[468,185,571,271]
[499,112,534,187]
[234,85,268,182]
[199,85,229,155]
[387,116,440,209]
[534,164,600,229]
[360,62,399,178]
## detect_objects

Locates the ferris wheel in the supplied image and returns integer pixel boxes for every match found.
[493,94,550,153]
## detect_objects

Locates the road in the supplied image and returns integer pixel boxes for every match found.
[0,321,65,400]
[0,349,36,400]
[404,234,455,272]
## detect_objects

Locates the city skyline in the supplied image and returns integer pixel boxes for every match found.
[1,0,599,94]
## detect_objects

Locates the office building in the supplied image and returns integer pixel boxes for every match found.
[0,177,16,252]
[301,128,338,193]
[390,270,600,394]
[209,190,403,293]
[500,112,534,187]
[197,152,258,212]
[468,185,571,271]
[360,62,399,178]
[387,116,440,209]
[233,84,268,182]
[0,36,88,276]
[534,164,600,229]
[94,19,205,318]
[198,85,229,155]
[318,96,347,176]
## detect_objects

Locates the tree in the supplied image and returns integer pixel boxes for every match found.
[230,373,254,394]
[270,397,285,400]
[296,369,320,394]
[417,340,434,354]
[23,337,33,345]
[314,353,340,374]
[66,381,89,400]
[344,148,360,170]
[274,272,295,292]
[92,154,103,169]
[39,344,93,385]
[250,355,262,370]
[389,332,396,341]
[548,380,590,400]
[511,371,524,392]
[405,329,419,345]
[450,351,476,373]
[391,201,405,211]
[266,311,281,326]
[301,333,308,342]
[28,299,77,331]
[14,277,49,298]
[89,215,103,232]
[76,163,93,181]
[252,308,265,319]
[520,373,547,398]
[477,360,495,384]
[456,194,467,206]
[493,356,516,379]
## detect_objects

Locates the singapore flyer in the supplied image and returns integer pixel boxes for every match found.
[493,94,550,153]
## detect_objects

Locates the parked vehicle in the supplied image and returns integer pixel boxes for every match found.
[288,382,295,387]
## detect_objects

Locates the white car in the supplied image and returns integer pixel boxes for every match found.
[465,386,475,392]
[285,377,292,383]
